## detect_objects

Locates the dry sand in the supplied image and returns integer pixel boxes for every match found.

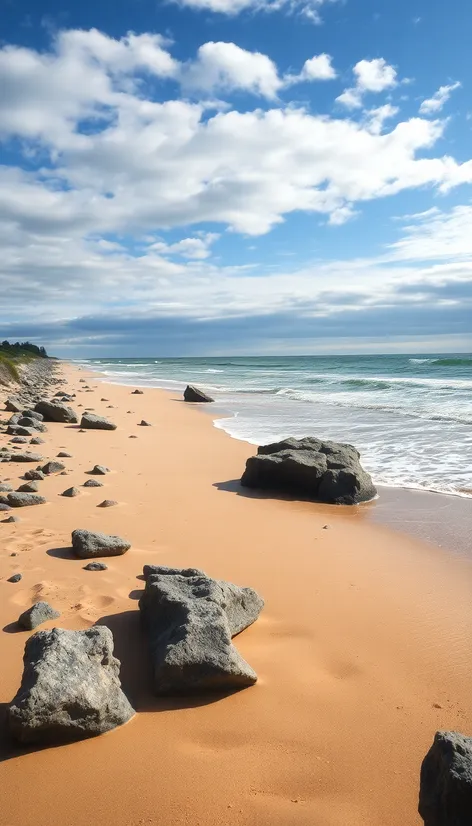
[0,362,471,826]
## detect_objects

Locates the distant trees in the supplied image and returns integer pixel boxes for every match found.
[0,340,48,358]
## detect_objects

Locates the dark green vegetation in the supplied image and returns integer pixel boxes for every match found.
[0,341,48,358]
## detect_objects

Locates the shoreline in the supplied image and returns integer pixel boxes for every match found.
[0,362,471,826]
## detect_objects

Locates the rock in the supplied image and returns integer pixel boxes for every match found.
[0,502,12,511]
[71,529,131,559]
[142,564,206,581]
[6,492,46,507]
[0,482,13,491]
[84,562,108,571]
[129,435,137,438]
[60,470,69,476]
[8,452,43,463]
[17,481,39,493]
[8,413,22,425]
[132,389,144,394]
[90,464,109,475]
[62,487,80,498]
[22,410,44,421]
[24,469,45,481]
[241,437,376,505]
[83,479,103,487]
[5,398,22,412]
[100,398,109,401]
[183,385,214,403]
[35,400,78,424]
[10,436,28,444]
[7,626,135,744]
[3,515,20,523]
[8,573,22,583]
[41,460,66,475]
[139,420,151,426]
[80,413,117,431]
[18,602,61,631]
[57,451,72,458]
[18,418,47,432]
[30,437,45,445]
[97,500,118,508]
[419,731,472,826]
[139,567,263,694]
[7,425,35,437]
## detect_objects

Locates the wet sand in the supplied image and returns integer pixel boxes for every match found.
[0,362,471,826]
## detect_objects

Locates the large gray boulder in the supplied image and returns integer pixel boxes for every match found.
[139,566,263,694]
[80,413,116,430]
[419,731,472,826]
[7,627,135,744]
[18,417,47,432]
[35,400,78,424]
[241,437,376,505]
[3,492,46,507]
[4,451,43,463]
[7,425,35,437]
[18,601,60,630]
[71,529,131,558]
[183,385,214,403]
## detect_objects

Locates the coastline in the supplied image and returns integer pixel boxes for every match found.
[0,361,471,826]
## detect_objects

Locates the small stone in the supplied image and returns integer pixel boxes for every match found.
[10,436,28,444]
[90,465,109,475]
[100,398,109,402]
[0,503,12,511]
[83,479,104,487]
[129,435,137,439]
[132,389,144,394]
[10,551,19,555]
[84,562,108,571]
[8,573,22,583]
[17,481,39,493]
[62,487,80,498]
[139,420,151,426]
[41,461,66,475]
[30,437,45,445]
[0,482,13,492]
[59,471,68,476]
[322,525,330,530]
[97,500,118,508]
[24,470,45,481]
[57,452,72,458]
[3,516,19,523]
[18,601,61,630]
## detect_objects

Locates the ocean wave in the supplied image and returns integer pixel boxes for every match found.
[430,357,472,366]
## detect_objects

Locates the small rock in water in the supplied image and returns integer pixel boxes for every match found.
[83,479,103,487]
[17,481,39,493]
[84,562,108,571]
[97,500,118,508]
[18,601,61,630]
[41,460,66,475]
[62,487,80,498]
[8,573,22,583]
[57,452,72,458]
[90,464,109,475]
[183,385,214,403]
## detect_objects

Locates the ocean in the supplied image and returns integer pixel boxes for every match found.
[77,354,472,498]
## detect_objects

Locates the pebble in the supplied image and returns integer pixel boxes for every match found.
[57,452,72,458]
[84,562,108,571]
[7,573,22,583]
[132,389,144,394]
[91,464,109,475]
[139,420,152,426]
[83,479,103,487]
[97,499,118,508]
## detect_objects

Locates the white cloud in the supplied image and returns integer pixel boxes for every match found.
[297,53,337,81]
[173,0,340,23]
[150,233,220,259]
[182,41,283,99]
[337,58,397,109]
[388,205,472,262]
[364,104,399,134]
[419,81,461,115]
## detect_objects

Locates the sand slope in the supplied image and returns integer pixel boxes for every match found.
[0,364,471,826]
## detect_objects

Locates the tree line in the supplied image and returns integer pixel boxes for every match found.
[0,340,48,358]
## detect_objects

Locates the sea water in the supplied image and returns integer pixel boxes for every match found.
[76,354,472,497]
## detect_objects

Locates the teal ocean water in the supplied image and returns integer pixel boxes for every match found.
[77,354,472,497]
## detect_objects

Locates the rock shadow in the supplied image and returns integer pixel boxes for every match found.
[46,546,75,560]
[213,478,310,503]
[97,610,246,713]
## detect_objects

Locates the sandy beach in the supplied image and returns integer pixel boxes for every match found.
[0,361,471,826]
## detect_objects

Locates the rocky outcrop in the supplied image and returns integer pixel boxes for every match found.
[139,566,263,694]
[419,730,472,826]
[183,385,214,403]
[241,437,376,505]
[35,400,78,424]
[80,413,117,430]
[18,601,60,630]
[71,529,131,558]
[7,627,135,744]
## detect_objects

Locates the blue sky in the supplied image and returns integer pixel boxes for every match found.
[1,0,472,356]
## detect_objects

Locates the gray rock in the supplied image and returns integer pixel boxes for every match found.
[0,482,13,491]
[132,389,144,394]
[18,418,47,432]
[22,410,44,422]
[18,601,60,630]
[17,481,39,493]
[80,413,117,431]
[241,437,376,505]
[62,487,80,498]
[6,492,46,507]
[41,460,65,475]
[83,479,103,487]
[0,502,12,511]
[90,464,109,475]
[57,451,72,458]
[8,573,22,583]
[10,436,28,444]
[30,437,45,445]
[143,564,206,581]
[139,420,151,426]
[183,385,214,403]
[24,469,45,481]
[84,562,108,571]
[97,500,118,508]
[7,626,135,744]
[8,452,43,463]
[8,413,22,425]
[35,400,78,424]
[71,529,131,559]
[7,425,35,437]
[419,731,472,826]
[3,515,20,523]
[129,435,137,439]
[5,398,22,412]
[139,567,263,694]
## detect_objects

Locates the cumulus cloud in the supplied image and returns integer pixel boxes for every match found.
[336,57,398,109]
[286,52,337,84]
[182,42,283,98]
[419,81,461,115]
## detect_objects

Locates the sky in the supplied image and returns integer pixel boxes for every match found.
[1,0,472,357]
